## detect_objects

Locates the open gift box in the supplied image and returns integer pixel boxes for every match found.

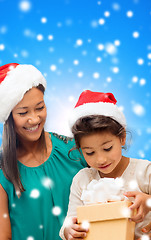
[77,200,135,240]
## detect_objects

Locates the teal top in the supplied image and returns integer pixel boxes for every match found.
[0,132,87,240]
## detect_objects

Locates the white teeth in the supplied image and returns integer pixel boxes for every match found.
[26,125,39,131]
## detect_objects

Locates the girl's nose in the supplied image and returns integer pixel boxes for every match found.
[96,154,107,165]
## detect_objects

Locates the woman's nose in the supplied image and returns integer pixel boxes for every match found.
[28,112,40,124]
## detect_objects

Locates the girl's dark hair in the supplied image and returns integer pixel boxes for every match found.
[1,84,46,193]
[71,115,126,152]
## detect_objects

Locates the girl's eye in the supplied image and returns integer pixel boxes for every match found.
[36,106,44,111]
[104,146,112,152]
[86,152,94,156]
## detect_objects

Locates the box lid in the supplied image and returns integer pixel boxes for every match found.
[77,200,132,223]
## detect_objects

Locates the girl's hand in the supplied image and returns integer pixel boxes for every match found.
[124,191,151,223]
[64,217,89,240]
[136,222,151,240]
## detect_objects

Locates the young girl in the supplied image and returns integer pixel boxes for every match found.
[60,90,151,240]
[0,63,87,240]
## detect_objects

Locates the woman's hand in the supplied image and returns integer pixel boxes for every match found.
[64,217,89,240]
[124,191,151,223]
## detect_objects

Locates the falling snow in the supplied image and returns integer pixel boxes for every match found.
[52,206,61,216]
[0,0,150,161]
[30,189,40,199]
[132,103,145,116]
[19,1,31,12]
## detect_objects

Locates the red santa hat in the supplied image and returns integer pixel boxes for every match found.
[0,63,46,123]
[69,90,126,129]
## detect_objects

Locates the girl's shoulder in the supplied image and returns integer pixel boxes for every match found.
[130,157,151,168]
[72,167,99,184]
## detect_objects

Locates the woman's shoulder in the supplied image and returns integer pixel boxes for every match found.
[0,148,2,169]
[50,132,74,144]
[49,131,78,155]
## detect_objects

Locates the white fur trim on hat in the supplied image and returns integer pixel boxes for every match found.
[0,64,46,123]
[69,102,126,129]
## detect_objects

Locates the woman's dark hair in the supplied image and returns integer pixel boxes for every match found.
[1,84,46,193]
[71,115,126,152]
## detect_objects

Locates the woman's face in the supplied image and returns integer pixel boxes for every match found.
[12,87,47,143]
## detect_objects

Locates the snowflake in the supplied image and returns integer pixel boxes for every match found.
[132,76,138,83]
[126,11,133,18]
[112,3,121,11]
[77,71,84,78]
[81,220,90,230]
[93,72,100,79]
[27,237,34,240]
[98,44,104,51]
[141,235,150,240]
[98,18,105,25]
[30,189,40,199]
[68,96,75,102]
[104,11,110,17]
[52,206,61,216]
[73,60,79,65]
[41,17,47,23]
[114,40,120,46]
[121,207,131,218]
[96,57,102,62]
[128,180,138,190]
[76,39,83,46]
[137,58,144,65]
[147,53,151,59]
[112,67,119,73]
[133,31,139,38]
[105,43,117,55]
[106,77,112,82]
[41,177,53,189]
[37,34,44,41]
[50,65,57,71]
[48,35,54,40]
[19,1,31,12]
[139,78,146,86]
[0,44,5,51]
[132,103,145,116]
[146,198,151,208]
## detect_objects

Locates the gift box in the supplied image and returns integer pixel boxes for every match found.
[77,200,135,240]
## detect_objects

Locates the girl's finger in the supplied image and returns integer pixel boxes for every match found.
[141,222,151,233]
[124,191,137,198]
[70,228,87,239]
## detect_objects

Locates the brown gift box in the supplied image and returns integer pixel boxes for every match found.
[77,200,135,240]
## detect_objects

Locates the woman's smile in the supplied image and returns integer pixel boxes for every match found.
[24,123,40,132]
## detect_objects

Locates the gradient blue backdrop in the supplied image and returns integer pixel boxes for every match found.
[0,0,151,160]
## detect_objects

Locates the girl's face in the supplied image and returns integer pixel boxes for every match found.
[12,87,47,143]
[80,131,126,178]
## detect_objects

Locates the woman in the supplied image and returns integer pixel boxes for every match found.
[0,63,87,240]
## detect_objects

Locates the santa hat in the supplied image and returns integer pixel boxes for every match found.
[69,90,126,129]
[0,63,46,123]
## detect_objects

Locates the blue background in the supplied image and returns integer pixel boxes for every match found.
[0,0,151,160]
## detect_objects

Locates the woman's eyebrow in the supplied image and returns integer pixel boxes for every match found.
[16,101,44,110]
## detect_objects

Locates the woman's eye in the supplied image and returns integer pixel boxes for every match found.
[104,146,112,152]
[86,152,94,156]
[18,112,27,116]
[36,106,44,111]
